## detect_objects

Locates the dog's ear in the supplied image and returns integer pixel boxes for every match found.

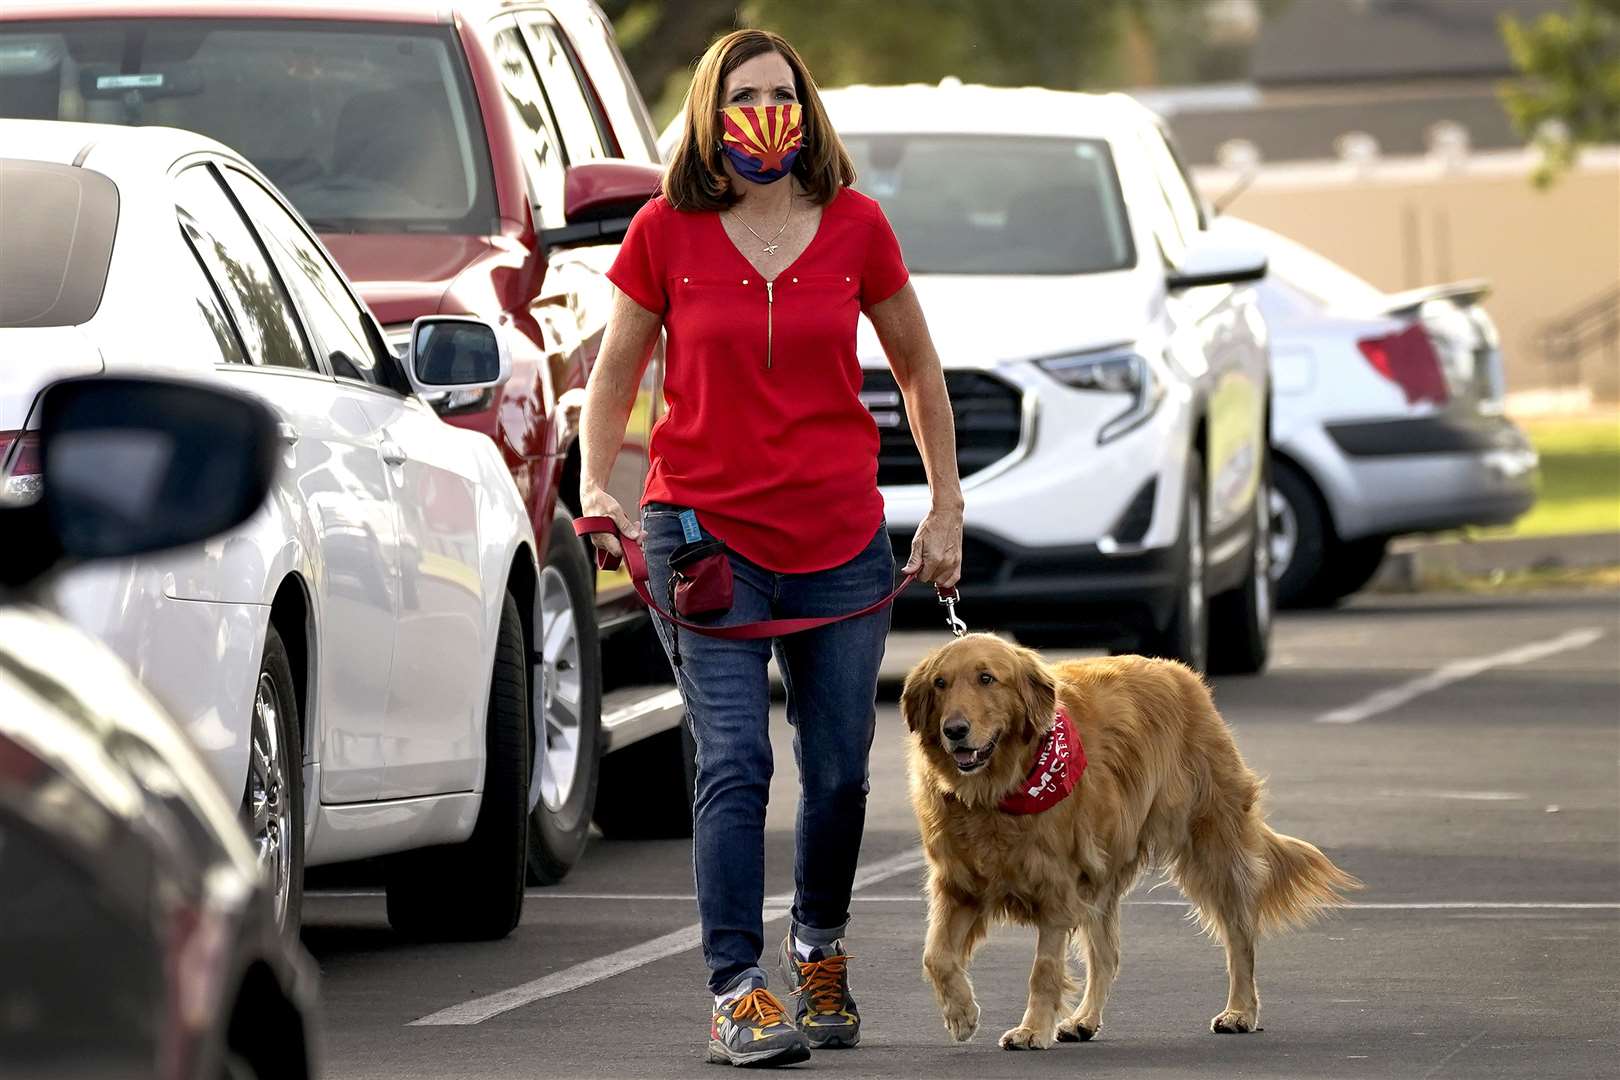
[1015,646,1058,742]
[900,657,938,735]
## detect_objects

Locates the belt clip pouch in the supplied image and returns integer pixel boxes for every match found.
[668,537,733,619]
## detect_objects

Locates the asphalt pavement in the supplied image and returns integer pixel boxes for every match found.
[303,589,1620,1080]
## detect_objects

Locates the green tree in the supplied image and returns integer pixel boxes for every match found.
[1500,0,1620,186]
[602,0,1213,126]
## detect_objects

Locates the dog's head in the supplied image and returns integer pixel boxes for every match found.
[900,633,1057,804]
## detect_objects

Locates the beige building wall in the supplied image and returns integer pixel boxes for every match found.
[1194,149,1620,400]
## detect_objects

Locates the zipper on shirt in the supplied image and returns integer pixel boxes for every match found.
[765,279,775,370]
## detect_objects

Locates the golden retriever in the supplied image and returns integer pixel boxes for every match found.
[901,634,1358,1049]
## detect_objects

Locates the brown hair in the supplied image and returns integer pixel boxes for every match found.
[663,29,855,211]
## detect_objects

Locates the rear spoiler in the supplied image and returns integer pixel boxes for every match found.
[1380,279,1491,318]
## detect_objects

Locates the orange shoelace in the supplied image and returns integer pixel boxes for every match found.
[799,953,851,1014]
[729,987,789,1027]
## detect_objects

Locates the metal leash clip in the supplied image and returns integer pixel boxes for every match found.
[936,586,967,638]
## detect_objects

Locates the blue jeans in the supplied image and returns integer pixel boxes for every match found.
[641,506,895,994]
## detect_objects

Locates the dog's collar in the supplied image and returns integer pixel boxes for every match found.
[998,707,1084,815]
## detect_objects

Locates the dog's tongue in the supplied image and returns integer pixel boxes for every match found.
[953,748,978,767]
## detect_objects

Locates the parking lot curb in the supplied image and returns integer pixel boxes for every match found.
[1373,530,1620,591]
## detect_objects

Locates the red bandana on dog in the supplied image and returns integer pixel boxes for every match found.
[998,708,1084,815]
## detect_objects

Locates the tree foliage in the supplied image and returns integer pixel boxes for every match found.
[600,0,1216,124]
[1500,0,1620,186]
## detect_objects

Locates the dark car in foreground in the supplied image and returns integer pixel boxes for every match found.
[0,376,316,1079]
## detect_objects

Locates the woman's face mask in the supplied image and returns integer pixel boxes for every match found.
[719,103,803,185]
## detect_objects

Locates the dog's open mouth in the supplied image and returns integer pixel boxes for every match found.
[950,738,997,773]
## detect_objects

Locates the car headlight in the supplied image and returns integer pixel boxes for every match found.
[1035,348,1165,443]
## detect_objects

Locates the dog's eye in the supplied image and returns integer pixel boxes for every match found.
[933,676,947,690]
[978,672,996,686]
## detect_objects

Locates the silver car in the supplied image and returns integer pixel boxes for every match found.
[1213,218,1538,606]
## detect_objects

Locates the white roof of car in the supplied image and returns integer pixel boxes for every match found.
[0,118,237,177]
[821,81,1160,141]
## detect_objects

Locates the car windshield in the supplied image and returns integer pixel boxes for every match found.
[841,134,1135,275]
[0,20,498,234]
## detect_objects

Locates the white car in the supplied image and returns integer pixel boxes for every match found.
[0,120,542,940]
[821,83,1274,674]
[1211,218,1538,606]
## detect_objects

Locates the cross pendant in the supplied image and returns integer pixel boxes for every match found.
[761,243,779,256]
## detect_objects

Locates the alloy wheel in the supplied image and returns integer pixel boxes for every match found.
[1268,486,1297,585]
[537,565,584,813]
[1187,485,1207,672]
[250,673,293,928]
[1253,487,1273,636]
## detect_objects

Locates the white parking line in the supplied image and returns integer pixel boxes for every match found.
[1314,626,1607,724]
[407,847,926,1026]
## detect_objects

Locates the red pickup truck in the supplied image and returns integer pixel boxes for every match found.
[0,0,691,881]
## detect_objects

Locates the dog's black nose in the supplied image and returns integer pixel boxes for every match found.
[942,718,971,742]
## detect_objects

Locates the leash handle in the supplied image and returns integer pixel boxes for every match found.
[574,515,920,641]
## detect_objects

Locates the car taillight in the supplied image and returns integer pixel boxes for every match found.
[0,429,42,499]
[1356,325,1449,406]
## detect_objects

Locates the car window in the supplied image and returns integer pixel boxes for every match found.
[0,20,498,235]
[174,166,314,371]
[492,24,569,229]
[519,16,615,161]
[549,4,658,161]
[174,233,249,365]
[222,168,403,392]
[843,135,1134,275]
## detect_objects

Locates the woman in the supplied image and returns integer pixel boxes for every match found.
[578,28,962,1068]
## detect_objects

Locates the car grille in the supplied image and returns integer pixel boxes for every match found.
[861,370,1023,487]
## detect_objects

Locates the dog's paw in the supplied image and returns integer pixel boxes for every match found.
[1210,1010,1261,1034]
[1056,1017,1098,1042]
[941,998,980,1043]
[999,1025,1054,1051]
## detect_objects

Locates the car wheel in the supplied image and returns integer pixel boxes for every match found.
[247,625,304,938]
[1140,450,1209,674]
[1270,461,1334,608]
[528,509,603,885]
[1324,536,1390,603]
[1209,465,1274,676]
[594,721,697,840]
[385,593,529,940]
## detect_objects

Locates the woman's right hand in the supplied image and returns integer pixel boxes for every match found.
[579,483,641,562]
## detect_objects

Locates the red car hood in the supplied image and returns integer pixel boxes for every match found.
[320,233,502,326]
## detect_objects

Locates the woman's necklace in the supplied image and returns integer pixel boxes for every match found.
[730,198,793,256]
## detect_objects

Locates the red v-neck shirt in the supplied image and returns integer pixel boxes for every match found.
[607,187,910,574]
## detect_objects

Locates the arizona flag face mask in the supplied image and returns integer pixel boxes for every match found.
[719,103,803,185]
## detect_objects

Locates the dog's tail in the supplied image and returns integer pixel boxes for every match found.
[1256,826,1361,934]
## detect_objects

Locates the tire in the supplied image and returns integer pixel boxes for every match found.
[385,593,529,940]
[1209,463,1274,676]
[594,721,697,840]
[1323,536,1390,603]
[1139,450,1209,674]
[1270,460,1336,609]
[527,509,603,885]
[246,625,304,939]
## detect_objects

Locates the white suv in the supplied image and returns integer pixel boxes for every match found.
[824,83,1274,674]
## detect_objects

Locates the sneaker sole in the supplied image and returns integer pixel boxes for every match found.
[706,1040,812,1068]
[804,1031,859,1050]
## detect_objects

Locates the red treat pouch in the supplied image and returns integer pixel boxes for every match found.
[668,537,733,619]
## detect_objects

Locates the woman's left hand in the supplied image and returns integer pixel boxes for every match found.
[903,505,964,589]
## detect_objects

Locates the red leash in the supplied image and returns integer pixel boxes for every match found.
[574,515,942,640]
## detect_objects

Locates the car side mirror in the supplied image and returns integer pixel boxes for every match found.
[405,315,511,399]
[1167,239,1268,291]
[0,376,279,586]
[539,159,661,249]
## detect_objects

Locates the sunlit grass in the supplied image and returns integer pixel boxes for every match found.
[1500,413,1620,537]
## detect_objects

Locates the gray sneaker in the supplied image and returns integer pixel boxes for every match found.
[708,985,811,1068]
[778,936,861,1049]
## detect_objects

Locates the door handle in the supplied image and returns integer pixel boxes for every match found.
[278,422,300,446]
[381,441,408,467]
